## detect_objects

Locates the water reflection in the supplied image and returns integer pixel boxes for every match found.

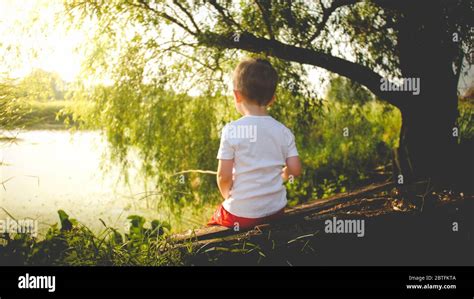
[0,130,180,235]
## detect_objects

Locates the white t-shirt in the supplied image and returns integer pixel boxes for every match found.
[217,115,299,218]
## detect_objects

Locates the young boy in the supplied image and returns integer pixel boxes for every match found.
[208,58,302,229]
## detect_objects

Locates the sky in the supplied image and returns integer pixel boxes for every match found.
[0,0,87,82]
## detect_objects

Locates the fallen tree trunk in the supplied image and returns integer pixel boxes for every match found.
[174,181,395,243]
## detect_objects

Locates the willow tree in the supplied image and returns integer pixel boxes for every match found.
[66,0,472,188]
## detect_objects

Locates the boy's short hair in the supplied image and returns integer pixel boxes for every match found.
[233,58,278,106]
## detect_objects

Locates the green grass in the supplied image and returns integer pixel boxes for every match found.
[0,210,190,266]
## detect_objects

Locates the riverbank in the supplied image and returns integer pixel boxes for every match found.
[12,100,68,130]
[3,100,96,131]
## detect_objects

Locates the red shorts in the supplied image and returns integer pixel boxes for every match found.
[207,205,285,230]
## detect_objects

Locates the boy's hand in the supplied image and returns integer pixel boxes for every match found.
[281,166,289,181]
[283,156,302,181]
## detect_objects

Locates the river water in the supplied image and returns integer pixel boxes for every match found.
[0,130,204,236]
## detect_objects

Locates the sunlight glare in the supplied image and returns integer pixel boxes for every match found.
[0,0,86,82]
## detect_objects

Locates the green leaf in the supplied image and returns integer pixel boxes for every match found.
[57,210,73,231]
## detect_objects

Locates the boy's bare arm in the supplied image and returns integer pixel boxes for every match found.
[217,159,234,199]
[282,156,302,181]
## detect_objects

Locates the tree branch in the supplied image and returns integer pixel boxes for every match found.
[172,0,202,34]
[173,169,217,176]
[307,0,361,45]
[208,0,242,30]
[254,0,275,40]
[198,31,403,107]
[281,0,296,28]
[136,0,197,36]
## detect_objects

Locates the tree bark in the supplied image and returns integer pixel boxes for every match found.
[393,0,462,188]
